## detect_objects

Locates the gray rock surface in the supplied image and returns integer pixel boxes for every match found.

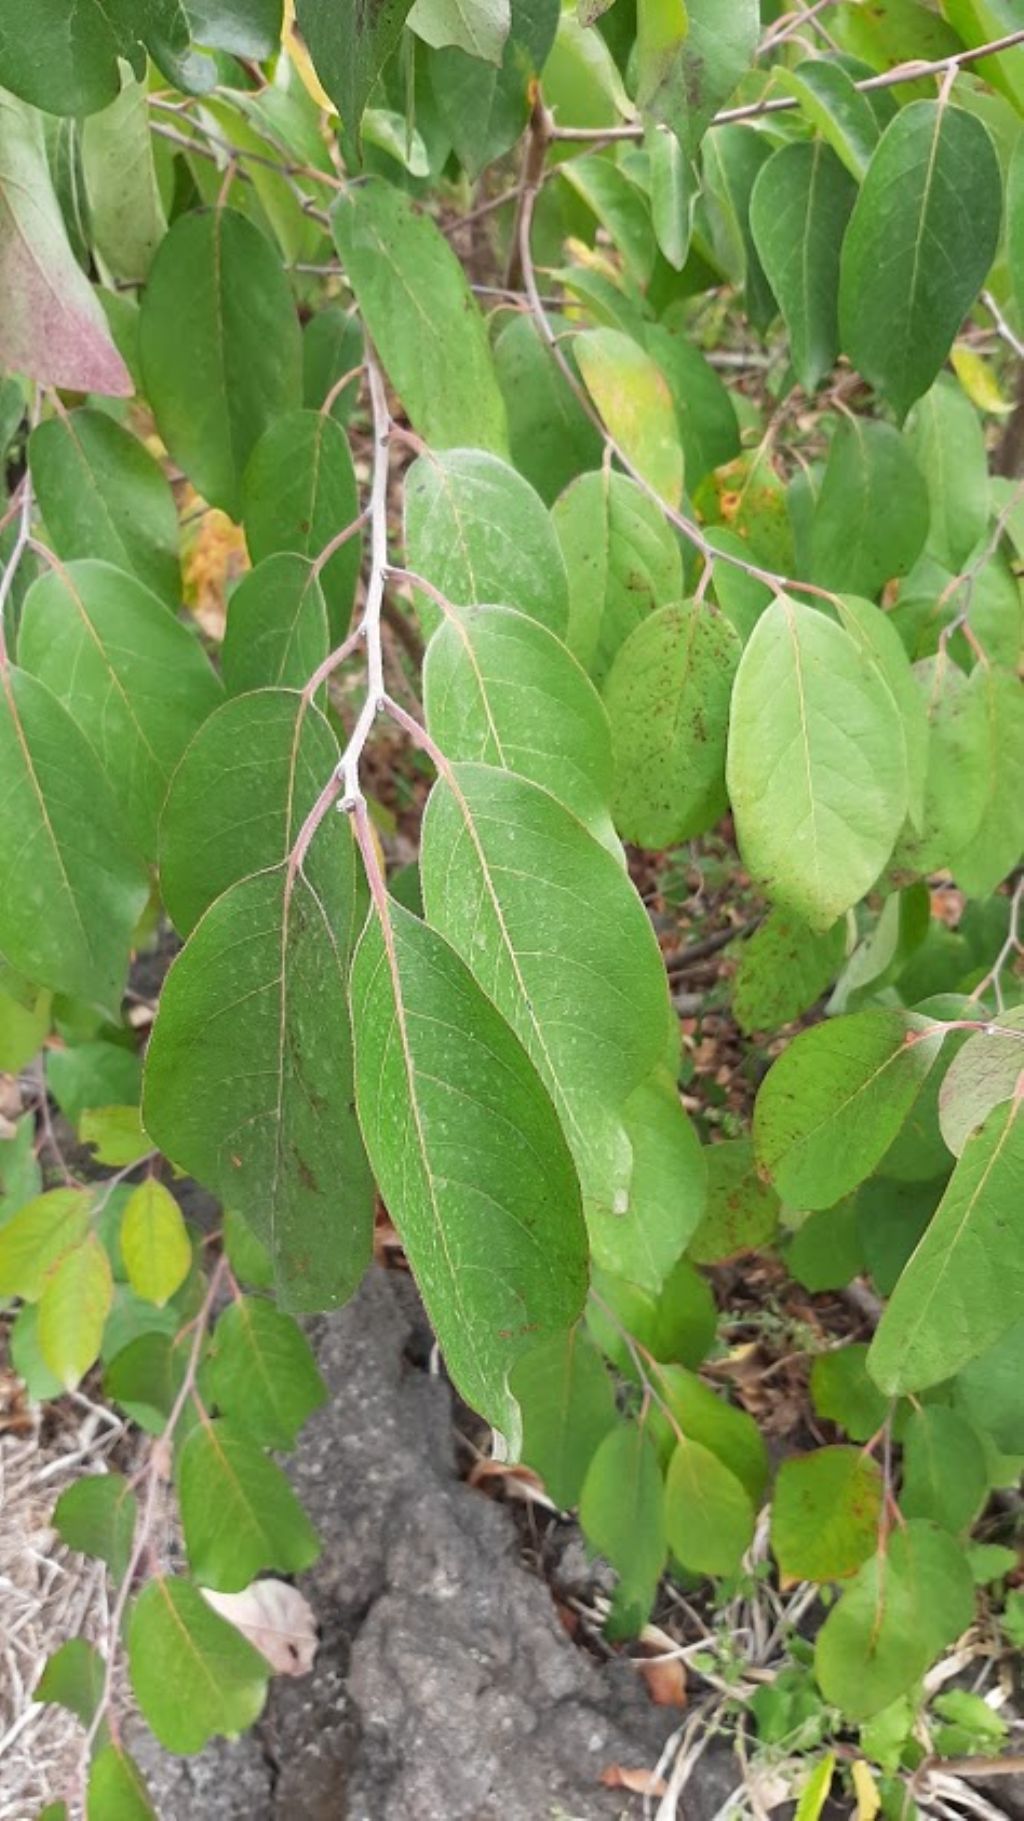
[133,1269,743,1819]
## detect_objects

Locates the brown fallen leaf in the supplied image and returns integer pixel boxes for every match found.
[202,1580,318,1675]
[600,1766,668,1797]
[637,1651,687,1709]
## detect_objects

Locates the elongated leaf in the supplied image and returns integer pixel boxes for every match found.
[905,377,989,573]
[754,1010,944,1210]
[600,1066,706,1290]
[351,900,588,1443]
[221,553,329,696]
[177,1418,320,1590]
[665,1437,754,1577]
[645,318,740,485]
[834,594,929,832]
[947,664,1024,898]
[38,1234,113,1390]
[120,1180,191,1308]
[81,70,166,282]
[423,603,616,849]
[295,0,417,165]
[0,92,130,394]
[772,1448,882,1581]
[144,858,374,1313]
[206,1297,326,1449]
[870,1096,1024,1392]
[839,100,1002,417]
[35,1638,103,1728]
[727,596,907,930]
[494,313,603,505]
[159,689,340,936]
[639,0,758,154]
[302,303,362,422]
[332,178,507,456]
[18,560,222,860]
[940,1009,1024,1156]
[430,0,559,178]
[702,125,776,332]
[749,142,856,394]
[0,667,148,1010]
[420,763,670,1216]
[29,410,180,608]
[786,58,880,181]
[561,156,655,289]
[404,448,568,637]
[0,1189,92,1299]
[53,1472,137,1580]
[512,1327,618,1508]
[687,1136,779,1264]
[553,469,683,680]
[86,1746,155,1820]
[242,409,361,640]
[732,911,845,1036]
[603,600,741,848]
[140,206,302,519]
[890,655,989,877]
[900,1405,988,1534]
[575,328,683,507]
[815,1521,974,1718]
[809,421,929,597]
[128,1575,268,1754]
[651,1363,769,1503]
[579,1424,666,1633]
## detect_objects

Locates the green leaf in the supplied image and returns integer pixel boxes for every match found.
[47,1043,141,1129]
[10,1302,63,1401]
[189,0,283,55]
[28,410,180,608]
[0,0,200,116]
[177,1417,320,1589]
[650,1362,769,1504]
[295,0,416,166]
[420,763,669,1219]
[603,600,740,847]
[956,1321,1024,1456]
[795,1754,836,1821]
[857,1176,938,1299]
[808,421,929,597]
[0,1188,92,1299]
[599,1066,706,1291]
[638,0,758,154]
[833,595,929,833]
[772,1447,882,1582]
[140,206,302,520]
[81,70,166,282]
[905,377,990,573]
[553,469,683,681]
[104,1331,184,1433]
[574,328,683,508]
[404,448,568,637]
[332,178,507,456]
[939,1008,1024,1156]
[409,0,508,61]
[38,1234,114,1390]
[493,313,603,505]
[749,142,856,394]
[687,1136,779,1265]
[223,1208,274,1290]
[814,1520,975,1719]
[302,303,363,423]
[242,410,361,641]
[206,1297,326,1449]
[579,1423,666,1630]
[701,125,776,333]
[0,93,131,394]
[870,1097,1024,1393]
[53,1472,138,1580]
[159,688,340,937]
[665,1436,754,1577]
[839,100,1003,418]
[733,911,845,1036]
[422,603,616,849]
[0,976,50,1074]
[511,1327,618,1508]
[432,0,557,175]
[726,596,908,930]
[900,1405,988,1534]
[352,900,588,1443]
[786,1200,864,1293]
[890,654,990,877]
[947,664,1024,898]
[144,860,374,1313]
[785,58,880,181]
[86,1745,155,1820]
[120,1180,191,1308]
[809,1345,888,1443]
[221,554,329,696]
[561,156,655,289]
[35,1637,104,1727]
[646,128,696,271]
[18,559,222,860]
[645,317,740,486]
[128,1575,268,1754]
[754,1010,944,1210]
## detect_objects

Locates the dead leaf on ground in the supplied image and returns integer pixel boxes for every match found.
[202,1579,318,1675]
[600,1765,668,1796]
[636,1651,687,1708]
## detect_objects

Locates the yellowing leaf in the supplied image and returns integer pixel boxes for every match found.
[575,328,683,507]
[0,1188,92,1299]
[38,1235,113,1390]
[852,1759,881,1821]
[951,345,1014,416]
[120,1179,192,1307]
[796,1754,835,1821]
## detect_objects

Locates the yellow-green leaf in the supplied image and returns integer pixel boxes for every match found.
[120,1179,191,1307]
[38,1234,113,1389]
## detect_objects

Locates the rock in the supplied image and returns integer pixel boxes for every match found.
[129,1269,741,1818]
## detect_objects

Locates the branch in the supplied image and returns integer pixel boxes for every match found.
[547,28,1024,142]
